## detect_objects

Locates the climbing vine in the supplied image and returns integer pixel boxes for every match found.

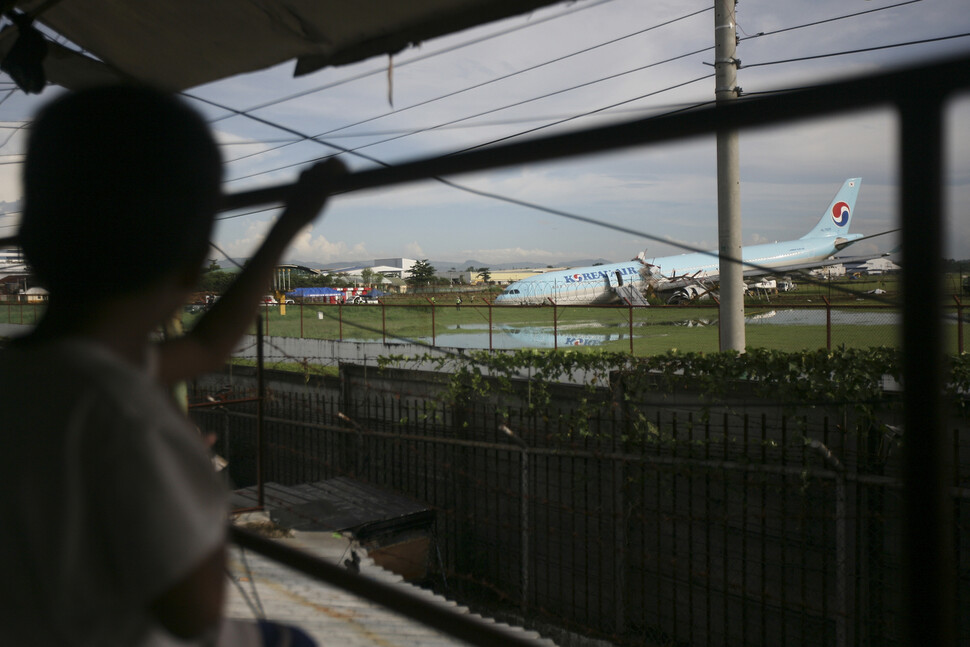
[379,347,970,440]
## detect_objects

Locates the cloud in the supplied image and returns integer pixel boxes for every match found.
[217,219,369,263]
[458,246,561,264]
[402,241,425,258]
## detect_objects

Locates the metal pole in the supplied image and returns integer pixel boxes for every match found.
[715,0,744,352]
[426,296,436,347]
[629,303,634,354]
[487,299,493,351]
[899,92,953,647]
[256,313,265,509]
[823,296,832,350]
[549,298,558,351]
[954,295,963,354]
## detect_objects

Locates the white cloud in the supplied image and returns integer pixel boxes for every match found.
[216,219,369,263]
[402,241,425,258]
[459,246,561,264]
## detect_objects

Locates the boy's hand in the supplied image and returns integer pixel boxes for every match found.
[279,158,346,232]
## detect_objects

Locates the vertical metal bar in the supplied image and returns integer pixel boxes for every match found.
[488,299,493,351]
[629,303,634,354]
[382,301,386,345]
[256,313,265,509]
[549,299,558,351]
[823,296,832,350]
[521,445,529,613]
[338,300,343,341]
[953,296,963,354]
[899,93,954,647]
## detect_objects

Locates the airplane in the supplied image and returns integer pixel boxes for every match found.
[494,178,865,306]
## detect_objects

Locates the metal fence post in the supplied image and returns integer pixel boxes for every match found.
[954,295,963,354]
[487,299,493,351]
[549,298,558,351]
[501,424,529,613]
[256,313,265,509]
[628,302,634,354]
[823,296,832,350]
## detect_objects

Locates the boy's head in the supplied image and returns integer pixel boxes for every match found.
[20,85,222,300]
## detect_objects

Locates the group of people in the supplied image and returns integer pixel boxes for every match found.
[0,86,343,645]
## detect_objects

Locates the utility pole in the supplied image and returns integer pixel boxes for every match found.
[715,0,744,352]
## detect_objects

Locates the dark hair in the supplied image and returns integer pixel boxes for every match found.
[20,85,222,298]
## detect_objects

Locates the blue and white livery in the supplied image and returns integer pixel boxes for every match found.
[495,178,863,305]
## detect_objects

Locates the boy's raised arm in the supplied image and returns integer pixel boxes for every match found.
[157,158,346,384]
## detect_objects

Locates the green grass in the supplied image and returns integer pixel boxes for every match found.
[176,275,970,358]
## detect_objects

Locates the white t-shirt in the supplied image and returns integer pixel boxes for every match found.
[0,338,227,646]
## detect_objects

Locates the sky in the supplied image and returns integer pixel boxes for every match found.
[0,0,969,268]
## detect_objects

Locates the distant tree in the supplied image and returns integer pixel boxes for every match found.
[406,259,437,287]
[360,268,375,287]
[196,270,235,293]
[477,267,492,284]
[205,259,221,272]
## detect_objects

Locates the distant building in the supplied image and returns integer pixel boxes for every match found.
[809,264,846,279]
[373,258,417,279]
[844,257,901,275]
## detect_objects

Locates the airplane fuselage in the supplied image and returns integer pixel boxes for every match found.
[495,178,865,306]
[494,235,859,305]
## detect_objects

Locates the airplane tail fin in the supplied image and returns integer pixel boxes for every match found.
[800,178,862,239]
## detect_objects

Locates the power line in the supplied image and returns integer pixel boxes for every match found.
[447,77,713,156]
[739,0,924,43]
[219,45,715,184]
[211,2,936,173]
[217,73,713,187]
[204,0,626,124]
[744,32,970,69]
[307,8,712,140]
[218,7,714,167]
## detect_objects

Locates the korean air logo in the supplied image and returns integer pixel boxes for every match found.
[831,201,850,227]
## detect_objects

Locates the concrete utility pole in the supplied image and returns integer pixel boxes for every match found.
[714,0,744,352]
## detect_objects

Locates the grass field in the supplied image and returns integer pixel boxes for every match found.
[179,295,937,356]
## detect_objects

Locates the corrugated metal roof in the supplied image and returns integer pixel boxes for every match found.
[227,510,557,646]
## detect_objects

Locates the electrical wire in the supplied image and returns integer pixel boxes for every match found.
[204,0,627,123]
[744,32,970,70]
[220,7,714,167]
[738,0,924,43]
[216,44,715,185]
[447,75,712,156]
